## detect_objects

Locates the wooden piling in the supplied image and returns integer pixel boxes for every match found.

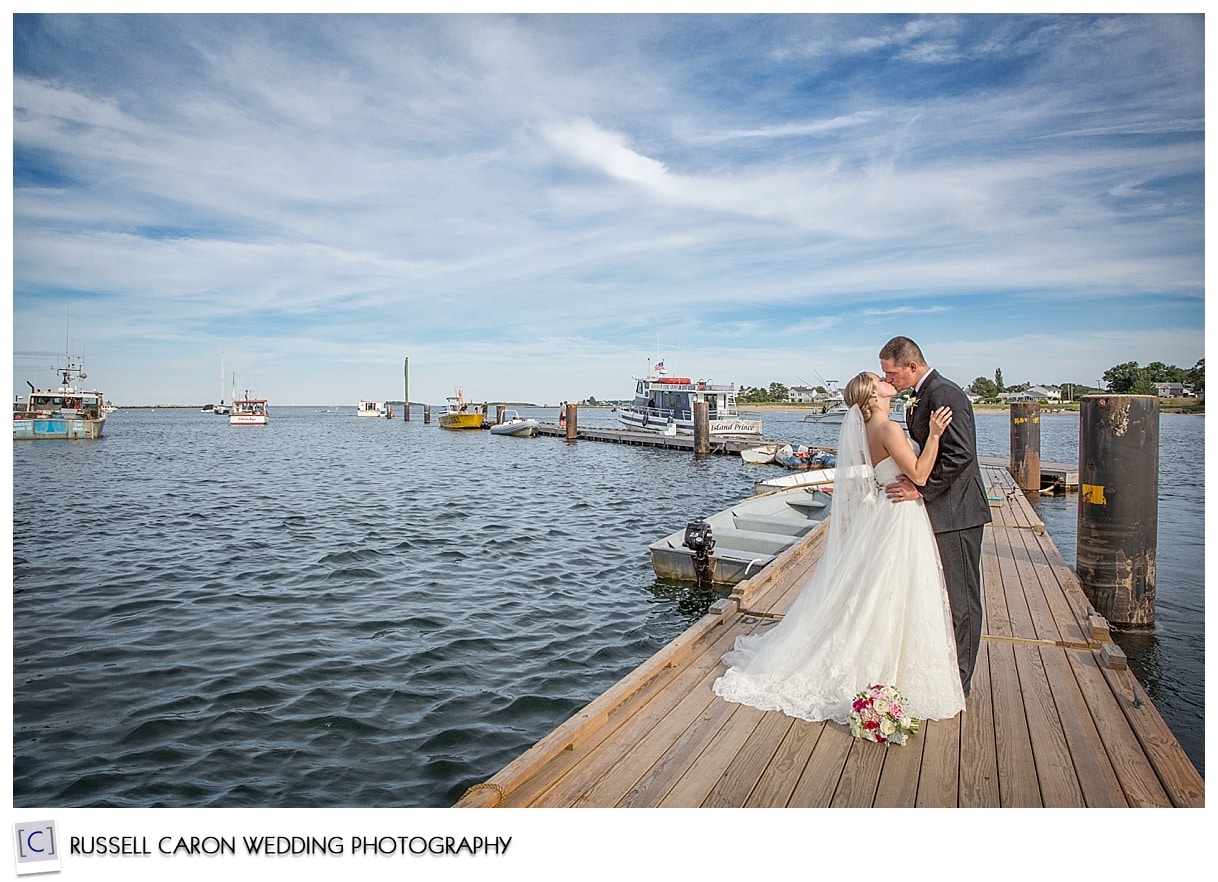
[403,358,410,421]
[693,401,710,456]
[565,403,578,441]
[423,404,431,424]
[496,404,506,425]
[1076,395,1159,626]
[1010,401,1041,491]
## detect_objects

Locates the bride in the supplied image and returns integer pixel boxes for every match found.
[712,371,966,724]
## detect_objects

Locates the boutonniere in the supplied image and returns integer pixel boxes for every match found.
[906,395,919,414]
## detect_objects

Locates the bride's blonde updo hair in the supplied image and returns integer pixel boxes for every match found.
[843,371,877,422]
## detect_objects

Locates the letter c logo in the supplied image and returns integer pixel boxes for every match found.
[26,830,45,853]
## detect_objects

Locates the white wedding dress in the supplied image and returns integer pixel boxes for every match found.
[713,406,965,724]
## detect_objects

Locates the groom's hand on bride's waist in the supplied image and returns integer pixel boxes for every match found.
[884,476,921,503]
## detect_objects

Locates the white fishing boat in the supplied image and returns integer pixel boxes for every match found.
[13,362,108,440]
[617,363,762,438]
[230,395,269,426]
[649,485,832,585]
[357,400,390,418]
[489,410,540,437]
[228,375,268,426]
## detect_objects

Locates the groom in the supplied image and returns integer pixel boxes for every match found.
[879,336,991,698]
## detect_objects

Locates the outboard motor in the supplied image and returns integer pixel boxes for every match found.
[683,517,715,587]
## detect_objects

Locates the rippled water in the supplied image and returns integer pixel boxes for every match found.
[11,405,1203,806]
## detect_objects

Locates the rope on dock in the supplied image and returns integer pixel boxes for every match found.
[459,781,507,806]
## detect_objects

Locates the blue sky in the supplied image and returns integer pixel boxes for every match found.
[8,13,1206,406]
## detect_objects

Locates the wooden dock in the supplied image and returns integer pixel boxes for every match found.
[535,425,1077,492]
[536,421,763,455]
[979,455,1078,494]
[455,464,1202,808]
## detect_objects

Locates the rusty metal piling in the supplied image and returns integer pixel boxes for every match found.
[1076,394,1159,626]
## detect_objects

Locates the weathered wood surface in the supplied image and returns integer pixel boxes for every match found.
[455,465,1202,808]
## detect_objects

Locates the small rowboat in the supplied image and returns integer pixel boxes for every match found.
[740,443,780,464]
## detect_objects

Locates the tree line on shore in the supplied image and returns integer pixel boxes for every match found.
[737,358,1204,404]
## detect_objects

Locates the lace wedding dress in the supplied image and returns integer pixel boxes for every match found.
[712,405,965,724]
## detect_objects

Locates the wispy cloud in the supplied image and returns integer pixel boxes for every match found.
[10,13,1204,405]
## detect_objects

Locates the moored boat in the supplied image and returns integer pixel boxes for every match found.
[649,485,832,585]
[617,364,762,437]
[228,374,268,426]
[489,410,539,437]
[213,355,230,414]
[230,394,269,426]
[806,398,905,426]
[357,400,390,418]
[13,362,108,440]
[774,444,836,470]
[753,467,837,495]
[439,388,485,430]
[740,443,780,464]
[803,401,849,423]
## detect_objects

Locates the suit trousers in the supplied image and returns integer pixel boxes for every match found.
[934,525,985,695]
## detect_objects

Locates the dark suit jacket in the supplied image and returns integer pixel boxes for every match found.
[906,370,992,534]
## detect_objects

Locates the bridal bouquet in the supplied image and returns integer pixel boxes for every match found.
[849,684,920,745]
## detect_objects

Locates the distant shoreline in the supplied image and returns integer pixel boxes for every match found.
[106,401,1204,415]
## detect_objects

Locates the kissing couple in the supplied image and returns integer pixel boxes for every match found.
[713,336,991,728]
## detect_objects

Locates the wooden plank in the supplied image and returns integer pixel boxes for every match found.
[873,722,927,807]
[659,703,769,807]
[987,640,1041,806]
[958,642,1001,807]
[702,709,798,807]
[830,737,886,808]
[1037,645,1127,806]
[915,714,961,807]
[531,613,768,807]
[981,521,1014,639]
[611,690,739,807]
[1014,643,1085,807]
[787,722,854,807]
[1008,513,1090,646]
[1098,664,1205,808]
[1064,648,1171,807]
[991,512,1039,643]
[748,718,826,807]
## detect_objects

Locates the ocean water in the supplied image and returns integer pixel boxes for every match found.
[11,406,1203,807]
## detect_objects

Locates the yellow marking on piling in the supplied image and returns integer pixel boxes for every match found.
[1081,483,1108,505]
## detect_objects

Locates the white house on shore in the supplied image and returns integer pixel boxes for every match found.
[1154,382,1189,397]
[1002,385,1061,403]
